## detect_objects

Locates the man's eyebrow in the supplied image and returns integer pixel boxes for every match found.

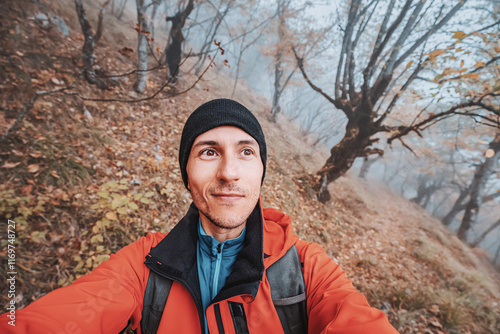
[193,139,258,147]
[192,140,219,148]
[238,139,258,146]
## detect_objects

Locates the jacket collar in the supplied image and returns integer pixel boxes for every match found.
[145,200,265,302]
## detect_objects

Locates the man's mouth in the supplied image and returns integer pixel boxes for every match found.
[211,192,245,201]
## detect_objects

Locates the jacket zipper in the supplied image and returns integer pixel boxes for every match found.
[213,243,223,299]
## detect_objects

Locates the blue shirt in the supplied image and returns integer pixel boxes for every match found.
[197,220,246,333]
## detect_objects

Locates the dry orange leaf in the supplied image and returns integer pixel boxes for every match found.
[21,184,33,195]
[30,151,42,158]
[105,212,118,221]
[2,161,21,168]
[28,164,40,173]
[428,317,443,329]
[11,149,24,156]
[429,304,440,316]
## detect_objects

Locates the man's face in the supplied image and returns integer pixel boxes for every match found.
[186,126,263,232]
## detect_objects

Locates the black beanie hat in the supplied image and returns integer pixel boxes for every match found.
[179,98,267,189]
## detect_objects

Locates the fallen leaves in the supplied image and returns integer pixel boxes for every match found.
[28,164,40,173]
[105,211,118,221]
[2,161,21,168]
[429,304,440,316]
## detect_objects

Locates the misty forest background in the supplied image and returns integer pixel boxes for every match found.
[1,0,500,333]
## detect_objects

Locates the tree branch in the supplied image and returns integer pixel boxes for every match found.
[64,49,215,103]
[392,1,467,71]
[292,47,352,118]
[387,97,500,144]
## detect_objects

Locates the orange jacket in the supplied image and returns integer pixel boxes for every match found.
[0,202,398,333]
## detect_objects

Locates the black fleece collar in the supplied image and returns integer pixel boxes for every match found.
[145,201,265,303]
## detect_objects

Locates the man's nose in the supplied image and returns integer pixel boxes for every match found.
[217,154,240,182]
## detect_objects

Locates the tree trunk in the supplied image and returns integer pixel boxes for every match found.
[164,0,194,82]
[471,218,500,247]
[150,0,161,48]
[312,119,374,203]
[271,0,285,123]
[442,185,472,226]
[271,54,283,123]
[231,33,247,98]
[457,132,500,241]
[134,0,152,93]
[116,0,128,20]
[410,175,441,209]
[494,244,500,266]
[74,0,107,89]
[359,155,381,179]
[94,0,112,43]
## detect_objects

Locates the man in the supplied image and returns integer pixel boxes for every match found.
[0,98,398,333]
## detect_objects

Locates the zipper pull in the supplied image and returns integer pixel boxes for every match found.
[217,243,222,254]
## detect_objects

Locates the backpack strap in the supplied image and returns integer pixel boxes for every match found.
[140,245,307,334]
[140,270,173,334]
[266,245,308,334]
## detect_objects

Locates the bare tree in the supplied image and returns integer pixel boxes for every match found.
[471,218,500,248]
[495,244,500,267]
[74,0,108,89]
[457,131,500,241]
[293,0,499,203]
[163,0,194,82]
[359,155,382,179]
[115,0,129,20]
[134,0,153,93]
[193,0,235,76]
[442,183,472,226]
[94,0,112,43]
[230,10,273,97]
[271,0,294,122]
[411,174,444,210]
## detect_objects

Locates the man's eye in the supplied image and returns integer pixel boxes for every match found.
[242,149,253,156]
[201,149,216,157]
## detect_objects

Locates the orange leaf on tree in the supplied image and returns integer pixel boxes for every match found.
[485,149,495,158]
[452,31,467,39]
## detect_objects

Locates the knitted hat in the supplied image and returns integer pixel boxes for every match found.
[179,98,267,189]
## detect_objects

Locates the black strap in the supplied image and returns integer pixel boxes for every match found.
[266,245,308,334]
[140,270,173,334]
[140,245,307,334]
[229,302,250,334]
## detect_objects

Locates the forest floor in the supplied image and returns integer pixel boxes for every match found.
[1,0,500,333]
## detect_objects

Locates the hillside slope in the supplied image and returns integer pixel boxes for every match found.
[0,0,499,333]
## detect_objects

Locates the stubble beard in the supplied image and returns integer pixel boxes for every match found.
[202,210,248,230]
[192,184,259,231]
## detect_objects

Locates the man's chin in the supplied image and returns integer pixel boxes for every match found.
[202,206,250,229]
